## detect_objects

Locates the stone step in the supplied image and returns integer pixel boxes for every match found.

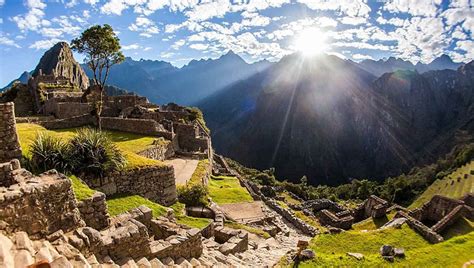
[121,258,139,268]
[149,258,166,268]
[136,257,152,268]
[0,233,14,267]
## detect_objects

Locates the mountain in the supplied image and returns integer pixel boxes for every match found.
[198,54,474,185]
[358,54,461,77]
[82,51,272,105]
[32,42,90,90]
[1,71,31,91]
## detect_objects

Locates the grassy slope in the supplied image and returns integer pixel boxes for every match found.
[70,175,96,201]
[208,175,253,204]
[188,159,210,185]
[16,123,163,169]
[300,225,474,267]
[410,161,473,208]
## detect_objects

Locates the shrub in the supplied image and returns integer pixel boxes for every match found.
[69,128,126,178]
[30,132,71,173]
[177,184,209,207]
[253,172,276,186]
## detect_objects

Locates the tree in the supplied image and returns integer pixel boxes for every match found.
[71,24,124,130]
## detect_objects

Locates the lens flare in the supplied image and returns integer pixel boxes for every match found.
[294,28,328,56]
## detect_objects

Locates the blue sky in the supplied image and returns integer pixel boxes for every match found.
[0,0,473,86]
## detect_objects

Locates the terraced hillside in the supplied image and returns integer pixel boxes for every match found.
[410,161,474,208]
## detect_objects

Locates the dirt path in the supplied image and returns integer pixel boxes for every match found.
[220,201,266,223]
[164,158,199,185]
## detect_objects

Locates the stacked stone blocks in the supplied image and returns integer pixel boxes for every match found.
[0,102,22,163]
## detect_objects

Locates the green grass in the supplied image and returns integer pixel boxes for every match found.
[16,123,164,169]
[298,225,474,267]
[225,221,271,239]
[70,175,96,201]
[352,211,396,231]
[170,202,212,229]
[410,161,473,208]
[188,159,210,185]
[208,175,253,204]
[106,194,168,217]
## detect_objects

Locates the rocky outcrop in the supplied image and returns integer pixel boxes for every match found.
[31,42,90,90]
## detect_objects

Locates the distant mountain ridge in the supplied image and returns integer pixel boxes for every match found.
[358,54,461,77]
[80,50,271,105]
[198,54,474,185]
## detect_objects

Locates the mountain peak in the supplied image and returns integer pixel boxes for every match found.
[32,42,89,90]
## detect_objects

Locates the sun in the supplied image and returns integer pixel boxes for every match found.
[294,28,328,56]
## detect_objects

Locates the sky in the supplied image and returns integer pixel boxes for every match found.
[0,0,473,86]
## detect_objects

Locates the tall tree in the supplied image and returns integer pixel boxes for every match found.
[71,24,124,130]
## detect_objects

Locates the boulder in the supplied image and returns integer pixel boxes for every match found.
[346,252,364,260]
[394,248,405,258]
[380,245,394,256]
[299,249,315,260]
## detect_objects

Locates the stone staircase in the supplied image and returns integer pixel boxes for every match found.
[0,231,250,268]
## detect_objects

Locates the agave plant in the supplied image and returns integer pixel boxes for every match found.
[30,132,71,173]
[69,128,126,178]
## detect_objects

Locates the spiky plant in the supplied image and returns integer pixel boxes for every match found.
[69,128,126,178]
[30,132,71,173]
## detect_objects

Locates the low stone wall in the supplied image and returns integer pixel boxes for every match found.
[265,199,318,236]
[317,209,354,230]
[0,169,84,238]
[150,229,203,260]
[138,140,175,161]
[77,192,110,230]
[101,117,173,139]
[45,101,93,119]
[353,195,389,221]
[0,102,22,163]
[0,159,19,187]
[394,211,443,243]
[39,114,94,129]
[87,165,177,206]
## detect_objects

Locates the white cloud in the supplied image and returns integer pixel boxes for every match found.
[0,0,4,7]
[0,36,21,48]
[84,0,99,5]
[29,38,63,50]
[189,43,209,50]
[455,40,474,60]
[122,43,141,50]
[128,16,160,37]
[383,0,442,17]
[352,53,373,61]
[340,16,367,25]
[297,0,371,17]
[12,0,50,32]
[172,39,186,50]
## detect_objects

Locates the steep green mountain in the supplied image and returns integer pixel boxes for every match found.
[198,54,474,185]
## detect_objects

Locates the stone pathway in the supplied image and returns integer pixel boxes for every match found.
[220,201,266,223]
[164,158,199,185]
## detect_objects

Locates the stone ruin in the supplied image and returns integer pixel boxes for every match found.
[394,194,474,243]
[0,103,22,163]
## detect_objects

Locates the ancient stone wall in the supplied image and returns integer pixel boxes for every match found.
[87,165,177,206]
[77,192,110,230]
[411,195,465,223]
[317,209,354,230]
[0,160,19,187]
[0,102,22,163]
[38,114,94,129]
[43,101,92,119]
[0,169,84,238]
[264,199,318,236]
[353,195,389,222]
[174,123,210,154]
[138,140,175,161]
[394,211,443,243]
[100,117,173,140]
[430,205,465,233]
